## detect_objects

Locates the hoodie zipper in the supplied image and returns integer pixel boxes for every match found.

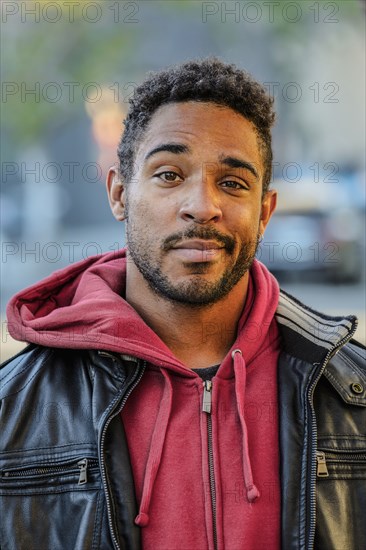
[202,380,218,550]
[99,354,146,550]
[307,319,358,549]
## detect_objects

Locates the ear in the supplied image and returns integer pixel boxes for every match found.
[106,167,127,221]
[259,189,277,236]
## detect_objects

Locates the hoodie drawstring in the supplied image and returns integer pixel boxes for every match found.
[232,349,260,503]
[134,369,173,527]
[135,351,258,528]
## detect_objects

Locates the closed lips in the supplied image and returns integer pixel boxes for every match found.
[172,240,225,250]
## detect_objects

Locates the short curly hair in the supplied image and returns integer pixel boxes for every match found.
[117,58,275,194]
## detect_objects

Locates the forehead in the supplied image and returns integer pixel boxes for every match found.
[135,101,263,171]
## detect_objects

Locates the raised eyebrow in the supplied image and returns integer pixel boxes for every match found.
[144,143,190,161]
[219,155,259,180]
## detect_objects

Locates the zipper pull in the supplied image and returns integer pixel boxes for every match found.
[78,459,88,485]
[316,451,329,477]
[202,380,212,414]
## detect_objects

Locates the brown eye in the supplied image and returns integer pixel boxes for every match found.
[154,171,182,183]
[220,180,246,190]
[163,172,178,181]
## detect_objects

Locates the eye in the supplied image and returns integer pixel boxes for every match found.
[154,171,183,183]
[220,179,247,190]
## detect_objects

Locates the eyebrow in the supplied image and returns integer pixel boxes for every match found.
[144,143,190,161]
[218,155,259,180]
[144,143,259,180]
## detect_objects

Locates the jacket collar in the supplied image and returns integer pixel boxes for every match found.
[276,289,358,364]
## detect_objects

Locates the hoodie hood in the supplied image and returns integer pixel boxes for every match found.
[7,249,192,371]
[7,249,279,367]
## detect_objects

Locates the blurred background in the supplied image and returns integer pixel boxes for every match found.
[1,0,365,360]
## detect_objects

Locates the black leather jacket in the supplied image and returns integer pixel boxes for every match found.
[1,291,365,550]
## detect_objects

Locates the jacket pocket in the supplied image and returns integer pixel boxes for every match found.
[0,456,110,550]
[316,449,366,479]
[315,449,366,550]
[0,457,99,491]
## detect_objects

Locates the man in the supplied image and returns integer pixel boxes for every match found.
[1,59,365,550]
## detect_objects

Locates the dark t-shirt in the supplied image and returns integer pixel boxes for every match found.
[191,364,220,381]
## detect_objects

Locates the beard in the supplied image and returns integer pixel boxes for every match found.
[126,212,260,307]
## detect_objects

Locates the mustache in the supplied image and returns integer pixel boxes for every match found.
[162,227,236,254]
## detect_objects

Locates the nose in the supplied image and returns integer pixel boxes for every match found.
[178,179,223,224]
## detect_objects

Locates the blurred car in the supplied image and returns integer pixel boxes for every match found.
[258,178,364,283]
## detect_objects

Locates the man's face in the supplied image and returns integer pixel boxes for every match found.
[114,101,276,306]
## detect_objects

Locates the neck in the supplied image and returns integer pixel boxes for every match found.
[125,265,249,369]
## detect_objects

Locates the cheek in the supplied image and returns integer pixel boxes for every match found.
[131,193,178,226]
[228,205,260,230]
[128,196,152,221]
[126,197,169,247]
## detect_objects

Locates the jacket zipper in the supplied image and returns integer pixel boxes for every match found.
[315,452,329,477]
[78,458,90,484]
[316,450,366,477]
[1,458,98,485]
[307,319,358,549]
[202,380,218,550]
[99,354,146,550]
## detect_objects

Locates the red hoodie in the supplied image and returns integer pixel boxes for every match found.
[7,250,281,550]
